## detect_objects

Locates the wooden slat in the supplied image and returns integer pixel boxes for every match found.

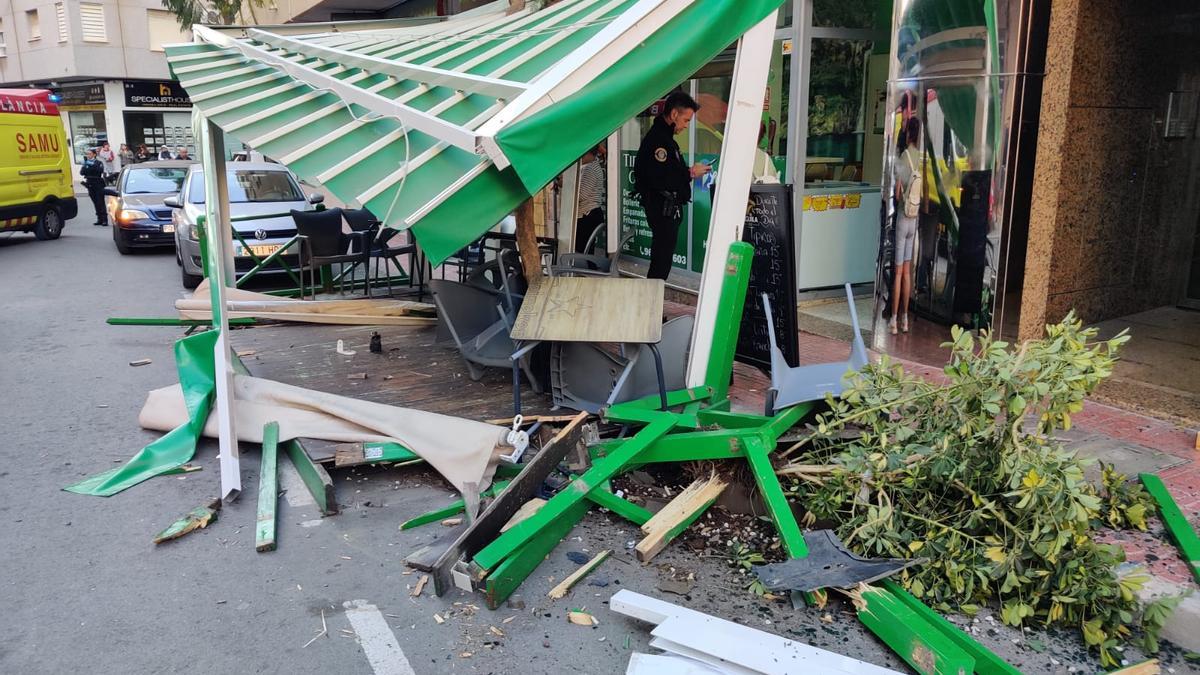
[256,422,280,552]
[635,474,727,562]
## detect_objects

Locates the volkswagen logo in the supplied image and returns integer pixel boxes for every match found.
[254,229,269,241]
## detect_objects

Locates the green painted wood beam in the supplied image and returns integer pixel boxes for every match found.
[284,439,337,516]
[586,486,653,526]
[256,422,279,552]
[743,435,807,558]
[857,584,976,675]
[1140,473,1200,584]
[881,580,1021,675]
[472,416,677,572]
[398,480,511,531]
[482,498,590,610]
[703,242,753,402]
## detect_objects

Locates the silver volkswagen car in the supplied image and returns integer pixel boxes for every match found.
[166,162,323,289]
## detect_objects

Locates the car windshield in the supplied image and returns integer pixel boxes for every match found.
[123,167,188,194]
[187,170,305,204]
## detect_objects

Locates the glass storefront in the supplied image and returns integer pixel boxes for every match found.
[123,111,196,158]
[68,111,108,163]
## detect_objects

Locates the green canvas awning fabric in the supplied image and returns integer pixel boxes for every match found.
[165,0,785,265]
[65,330,217,497]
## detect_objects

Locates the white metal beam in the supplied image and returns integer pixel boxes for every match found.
[685,11,778,386]
[191,25,480,155]
[198,114,241,502]
[248,28,529,100]
[474,0,686,168]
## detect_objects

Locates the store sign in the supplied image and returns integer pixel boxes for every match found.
[58,84,106,110]
[124,80,191,108]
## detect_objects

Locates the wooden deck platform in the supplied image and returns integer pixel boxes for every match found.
[228,322,553,463]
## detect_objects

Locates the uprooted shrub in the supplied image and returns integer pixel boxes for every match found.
[781,313,1182,666]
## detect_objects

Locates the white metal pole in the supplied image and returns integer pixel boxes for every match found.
[200,116,242,502]
[685,11,779,386]
[605,130,620,254]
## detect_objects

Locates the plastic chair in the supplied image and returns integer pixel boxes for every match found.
[430,279,541,393]
[344,207,424,300]
[761,283,869,414]
[551,232,634,278]
[290,208,377,298]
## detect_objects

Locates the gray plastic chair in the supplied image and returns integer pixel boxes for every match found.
[762,283,868,414]
[430,279,541,393]
[549,315,693,413]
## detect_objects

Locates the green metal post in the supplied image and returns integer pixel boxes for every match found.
[743,435,807,558]
[1141,473,1200,584]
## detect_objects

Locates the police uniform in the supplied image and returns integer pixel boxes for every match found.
[634,116,691,280]
[80,156,108,226]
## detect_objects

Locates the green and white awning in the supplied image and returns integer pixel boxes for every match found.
[165,0,784,264]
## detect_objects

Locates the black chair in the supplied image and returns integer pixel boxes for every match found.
[290,208,377,299]
[345,208,425,300]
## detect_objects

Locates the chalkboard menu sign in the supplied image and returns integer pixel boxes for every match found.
[735,183,799,371]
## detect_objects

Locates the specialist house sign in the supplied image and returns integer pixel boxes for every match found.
[123,80,192,108]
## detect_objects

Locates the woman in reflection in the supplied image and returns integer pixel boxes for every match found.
[890,116,922,335]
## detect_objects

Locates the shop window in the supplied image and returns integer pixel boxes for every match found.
[813,0,879,30]
[806,38,874,183]
[55,2,67,42]
[69,111,108,163]
[147,9,188,52]
[80,3,106,43]
[26,9,40,41]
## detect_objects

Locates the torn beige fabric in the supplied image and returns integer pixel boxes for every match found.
[178,280,436,325]
[139,374,509,496]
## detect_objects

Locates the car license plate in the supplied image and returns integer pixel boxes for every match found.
[237,243,283,258]
[162,223,175,233]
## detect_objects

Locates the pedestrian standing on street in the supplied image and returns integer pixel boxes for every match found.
[158,146,174,160]
[119,143,134,167]
[97,141,117,184]
[633,91,711,280]
[135,144,150,162]
[574,142,607,253]
[176,147,190,160]
[80,149,108,227]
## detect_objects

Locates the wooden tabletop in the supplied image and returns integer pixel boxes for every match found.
[510,276,664,343]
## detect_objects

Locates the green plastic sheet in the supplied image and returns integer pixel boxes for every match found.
[65,331,217,497]
[495,0,788,197]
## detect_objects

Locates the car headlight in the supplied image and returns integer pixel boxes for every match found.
[187,222,203,241]
[116,209,150,224]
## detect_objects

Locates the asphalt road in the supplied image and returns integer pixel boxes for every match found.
[5,200,1188,675]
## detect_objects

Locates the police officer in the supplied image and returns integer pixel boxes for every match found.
[80,149,108,227]
[633,91,711,280]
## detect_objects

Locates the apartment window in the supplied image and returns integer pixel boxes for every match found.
[80,3,107,43]
[26,9,41,41]
[147,9,188,52]
[55,3,68,42]
[0,24,6,58]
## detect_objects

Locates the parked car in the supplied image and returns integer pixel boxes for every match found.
[104,160,196,254]
[166,162,323,289]
[0,89,78,240]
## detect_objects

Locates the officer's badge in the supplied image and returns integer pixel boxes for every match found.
[654,147,667,162]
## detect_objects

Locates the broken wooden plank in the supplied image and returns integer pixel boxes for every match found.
[284,439,337,515]
[636,474,727,562]
[1140,473,1200,584]
[405,521,469,572]
[256,422,279,553]
[411,574,429,597]
[428,411,590,596]
[153,498,220,544]
[500,498,546,533]
[1110,660,1161,675]
[333,441,422,468]
[548,549,610,599]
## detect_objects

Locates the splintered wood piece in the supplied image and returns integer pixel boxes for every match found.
[500,498,546,533]
[1110,660,1160,675]
[548,549,611,600]
[153,498,221,544]
[636,475,728,562]
[411,574,429,597]
[567,611,597,626]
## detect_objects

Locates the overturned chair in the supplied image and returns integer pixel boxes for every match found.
[549,315,693,413]
[762,283,869,414]
[430,278,541,393]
